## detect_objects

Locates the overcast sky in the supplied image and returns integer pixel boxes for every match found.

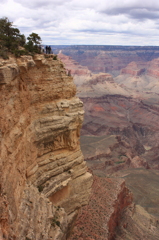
[1,0,159,45]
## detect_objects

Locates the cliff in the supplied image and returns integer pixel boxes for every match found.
[120,62,146,76]
[69,176,132,240]
[0,54,92,240]
[53,45,159,76]
[147,58,159,77]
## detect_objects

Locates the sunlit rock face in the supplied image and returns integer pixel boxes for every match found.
[0,54,92,240]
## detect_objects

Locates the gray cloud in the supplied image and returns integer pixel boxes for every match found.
[99,0,159,21]
[14,0,72,8]
[1,0,159,45]
[102,7,159,21]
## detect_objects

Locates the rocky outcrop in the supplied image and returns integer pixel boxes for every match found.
[58,53,91,78]
[116,204,159,240]
[69,175,132,240]
[147,58,159,77]
[57,53,131,98]
[115,169,159,239]
[120,62,145,76]
[0,54,92,240]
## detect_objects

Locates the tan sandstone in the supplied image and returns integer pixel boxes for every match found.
[0,54,92,240]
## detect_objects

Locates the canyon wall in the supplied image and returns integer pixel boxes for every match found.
[0,54,92,240]
[69,176,133,240]
[58,50,159,239]
[53,45,159,75]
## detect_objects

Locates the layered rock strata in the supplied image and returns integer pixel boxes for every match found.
[120,61,146,76]
[147,58,159,77]
[53,45,159,75]
[0,54,92,240]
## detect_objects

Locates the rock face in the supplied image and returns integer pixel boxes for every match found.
[69,176,132,240]
[0,54,92,240]
[147,58,159,78]
[120,61,146,76]
[53,45,159,75]
[58,53,91,78]
[113,58,159,94]
[58,53,131,98]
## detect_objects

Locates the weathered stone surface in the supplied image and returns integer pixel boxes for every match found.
[0,64,19,85]
[147,58,159,78]
[69,176,132,240]
[120,61,146,76]
[0,54,92,239]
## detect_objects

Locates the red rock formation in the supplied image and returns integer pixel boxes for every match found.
[57,49,159,239]
[120,62,145,76]
[81,95,159,149]
[55,46,159,74]
[69,175,132,240]
[58,53,91,77]
[147,58,159,77]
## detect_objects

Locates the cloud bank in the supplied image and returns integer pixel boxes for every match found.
[1,0,159,45]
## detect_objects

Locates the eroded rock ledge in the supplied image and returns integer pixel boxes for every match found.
[0,54,93,240]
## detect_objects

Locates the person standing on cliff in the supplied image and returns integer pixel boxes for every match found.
[45,46,48,54]
[48,46,51,54]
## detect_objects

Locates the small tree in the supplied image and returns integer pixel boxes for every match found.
[25,32,42,53]
[0,17,43,58]
[27,32,41,45]
[0,17,25,52]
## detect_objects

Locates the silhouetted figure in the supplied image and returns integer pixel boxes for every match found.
[48,46,51,54]
[45,46,48,54]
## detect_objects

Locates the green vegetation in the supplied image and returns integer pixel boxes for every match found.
[37,185,44,192]
[115,160,125,164]
[0,17,42,59]
[53,55,57,60]
[51,216,61,227]
[25,32,42,54]
[26,237,31,240]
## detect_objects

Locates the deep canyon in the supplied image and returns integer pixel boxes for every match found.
[1,46,159,240]
[56,46,159,239]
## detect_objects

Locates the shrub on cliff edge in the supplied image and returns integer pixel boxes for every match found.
[0,17,42,58]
